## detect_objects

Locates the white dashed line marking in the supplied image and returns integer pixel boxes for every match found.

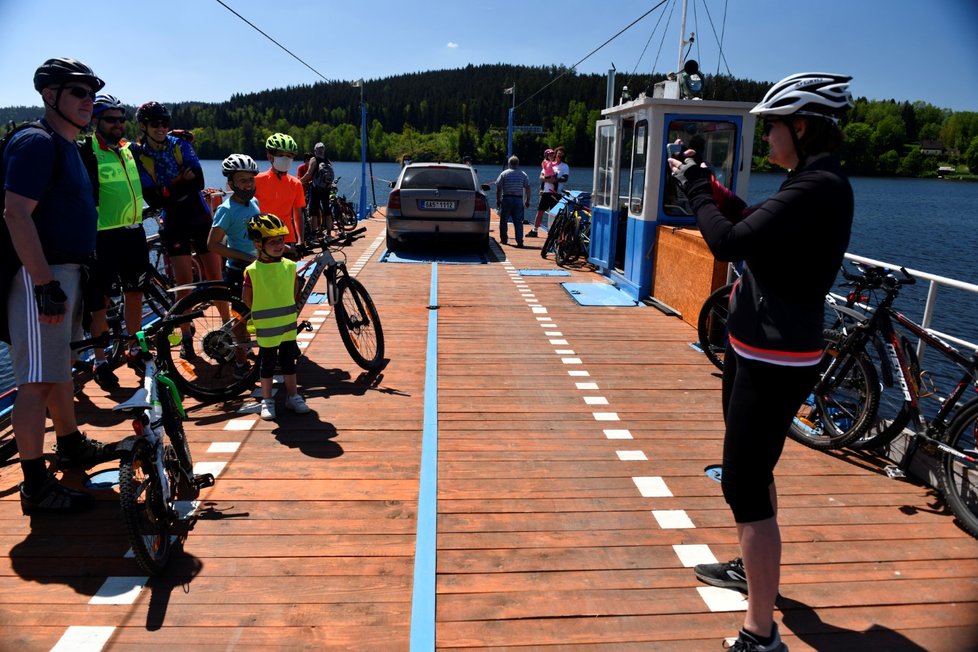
[561,357,582,365]
[604,429,632,439]
[634,476,672,497]
[592,412,620,421]
[568,370,590,377]
[652,510,695,529]
[194,461,227,478]
[89,576,147,605]
[584,396,608,405]
[575,382,599,390]
[207,442,241,454]
[697,587,748,612]
[50,627,115,652]
[616,450,647,461]
[224,419,256,431]
[673,544,718,567]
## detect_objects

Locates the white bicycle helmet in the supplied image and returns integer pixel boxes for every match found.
[751,72,853,124]
[222,153,259,177]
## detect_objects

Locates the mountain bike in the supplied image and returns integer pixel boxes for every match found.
[330,178,359,233]
[786,263,978,537]
[71,316,215,575]
[156,227,385,401]
[540,191,590,265]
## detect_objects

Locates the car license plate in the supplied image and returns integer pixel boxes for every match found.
[420,200,457,210]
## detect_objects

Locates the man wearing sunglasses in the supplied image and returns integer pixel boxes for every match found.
[2,57,119,515]
[79,95,148,388]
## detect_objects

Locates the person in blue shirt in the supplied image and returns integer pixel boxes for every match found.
[3,58,118,515]
[208,154,260,294]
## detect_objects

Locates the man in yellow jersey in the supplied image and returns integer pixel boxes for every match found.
[254,133,306,246]
[80,94,148,387]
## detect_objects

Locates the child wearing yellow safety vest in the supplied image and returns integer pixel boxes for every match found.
[242,213,311,421]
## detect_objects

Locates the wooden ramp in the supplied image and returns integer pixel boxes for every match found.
[1,214,977,651]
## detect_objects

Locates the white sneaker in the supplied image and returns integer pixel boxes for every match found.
[260,399,276,421]
[285,394,310,414]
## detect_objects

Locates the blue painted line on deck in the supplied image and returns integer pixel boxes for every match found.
[410,262,438,651]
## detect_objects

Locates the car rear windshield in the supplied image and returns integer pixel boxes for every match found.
[401,168,475,191]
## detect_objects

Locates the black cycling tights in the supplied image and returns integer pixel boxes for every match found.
[720,349,818,523]
[258,341,299,379]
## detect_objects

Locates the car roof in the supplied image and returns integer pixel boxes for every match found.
[404,162,472,170]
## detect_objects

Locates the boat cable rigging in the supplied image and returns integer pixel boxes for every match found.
[624,0,677,95]
[514,0,669,111]
[214,0,330,83]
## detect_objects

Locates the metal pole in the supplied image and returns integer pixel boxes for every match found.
[678,0,688,70]
[507,107,514,159]
[359,83,369,221]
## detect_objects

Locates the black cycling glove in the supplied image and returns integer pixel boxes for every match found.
[672,158,713,202]
[34,280,67,317]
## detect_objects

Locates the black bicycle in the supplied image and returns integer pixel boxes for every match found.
[787,263,978,537]
[156,227,385,401]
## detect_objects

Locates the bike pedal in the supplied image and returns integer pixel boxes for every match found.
[883,464,906,479]
[193,473,216,489]
[298,320,313,332]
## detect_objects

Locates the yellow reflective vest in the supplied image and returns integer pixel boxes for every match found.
[245,259,297,348]
[91,136,143,230]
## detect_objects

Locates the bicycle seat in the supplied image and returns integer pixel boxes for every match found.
[114,387,152,413]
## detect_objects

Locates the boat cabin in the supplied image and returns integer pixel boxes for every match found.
[587,91,757,314]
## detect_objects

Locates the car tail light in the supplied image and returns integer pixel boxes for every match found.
[388,190,401,211]
[474,193,487,212]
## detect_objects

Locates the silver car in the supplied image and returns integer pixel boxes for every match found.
[386,162,491,250]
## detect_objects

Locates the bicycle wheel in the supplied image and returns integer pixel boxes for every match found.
[697,283,732,370]
[119,438,174,575]
[157,286,259,401]
[142,269,174,321]
[554,215,579,266]
[788,331,881,450]
[338,201,358,232]
[158,381,195,493]
[541,211,565,259]
[940,399,978,539]
[334,276,385,370]
[846,335,914,451]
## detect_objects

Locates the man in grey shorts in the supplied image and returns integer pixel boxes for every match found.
[2,58,118,515]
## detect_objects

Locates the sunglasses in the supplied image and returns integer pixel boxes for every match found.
[64,86,97,100]
[147,120,170,128]
[99,116,126,124]
[762,120,782,136]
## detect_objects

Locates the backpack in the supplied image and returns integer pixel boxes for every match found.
[312,158,334,190]
[0,121,63,343]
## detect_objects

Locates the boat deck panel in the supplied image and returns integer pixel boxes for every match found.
[1,214,977,651]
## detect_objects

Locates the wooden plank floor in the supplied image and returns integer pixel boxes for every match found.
[1,213,977,651]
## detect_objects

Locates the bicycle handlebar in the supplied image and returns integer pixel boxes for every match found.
[70,310,202,352]
[840,262,916,290]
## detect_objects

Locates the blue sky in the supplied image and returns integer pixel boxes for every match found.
[2,0,977,112]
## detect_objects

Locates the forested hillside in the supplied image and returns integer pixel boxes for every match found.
[3,64,976,176]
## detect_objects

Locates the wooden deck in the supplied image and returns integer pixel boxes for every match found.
[2,213,977,651]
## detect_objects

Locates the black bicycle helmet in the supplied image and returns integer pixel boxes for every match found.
[33,57,104,92]
[135,101,171,124]
[92,94,125,116]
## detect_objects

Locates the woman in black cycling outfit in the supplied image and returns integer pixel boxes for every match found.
[669,72,854,652]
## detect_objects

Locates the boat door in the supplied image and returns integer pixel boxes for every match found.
[588,119,616,271]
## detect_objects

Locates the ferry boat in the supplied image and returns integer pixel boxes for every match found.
[2,15,977,652]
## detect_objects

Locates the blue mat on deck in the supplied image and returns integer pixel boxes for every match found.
[307,292,327,305]
[561,283,643,307]
[380,250,488,264]
[518,269,572,277]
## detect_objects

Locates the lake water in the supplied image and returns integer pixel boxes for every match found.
[1,162,976,396]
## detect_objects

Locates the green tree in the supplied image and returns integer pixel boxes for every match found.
[896,146,925,177]
[964,135,978,173]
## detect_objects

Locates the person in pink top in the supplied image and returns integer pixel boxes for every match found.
[254,132,306,245]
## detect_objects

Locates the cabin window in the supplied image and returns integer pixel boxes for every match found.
[628,121,648,215]
[662,118,738,217]
[594,123,615,207]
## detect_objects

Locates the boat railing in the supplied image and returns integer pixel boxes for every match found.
[841,251,978,356]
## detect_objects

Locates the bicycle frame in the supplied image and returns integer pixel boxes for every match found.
[826,273,978,464]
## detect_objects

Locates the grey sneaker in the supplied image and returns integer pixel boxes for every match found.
[695,557,747,593]
[20,476,95,515]
[724,623,788,651]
